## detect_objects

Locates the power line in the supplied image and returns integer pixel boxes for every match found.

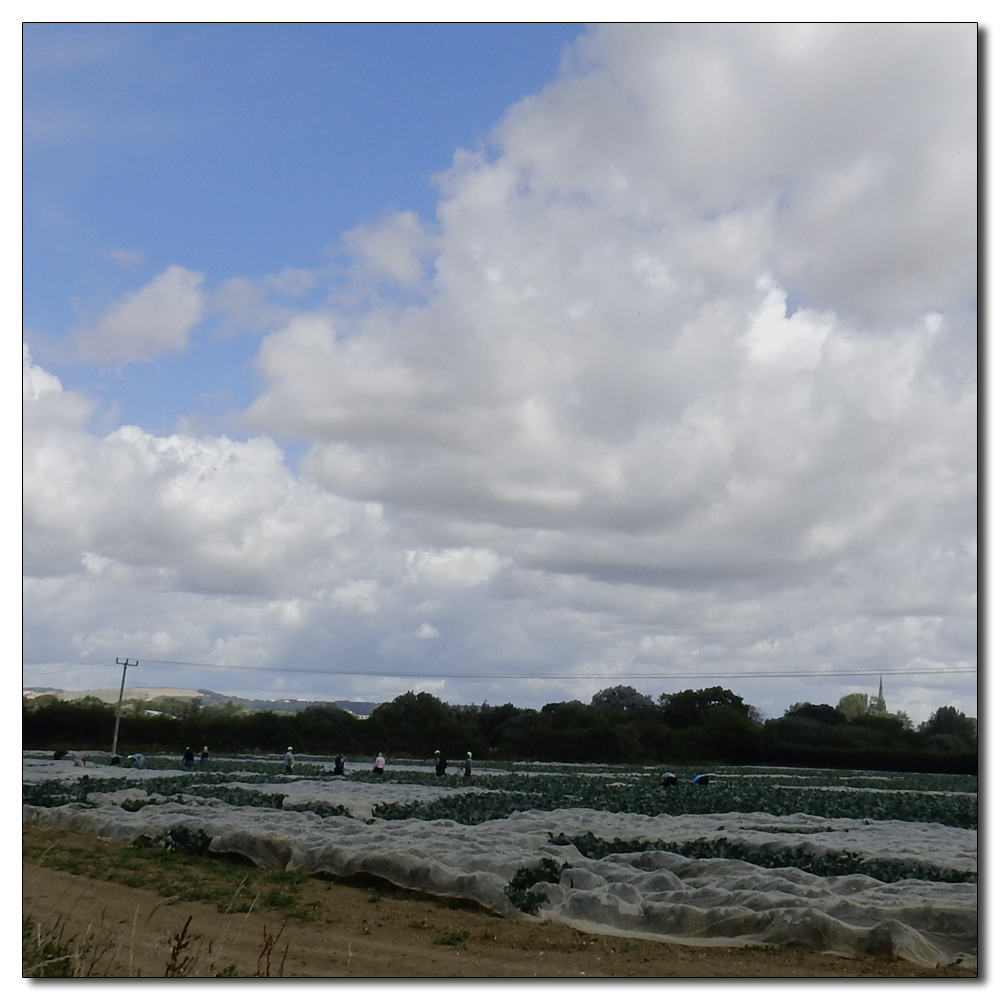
[22,657,977,682]
[21,660,117,677]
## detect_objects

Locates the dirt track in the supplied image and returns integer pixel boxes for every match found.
[23,853,975,978]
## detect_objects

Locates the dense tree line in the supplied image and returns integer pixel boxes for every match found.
[22,686,977,774]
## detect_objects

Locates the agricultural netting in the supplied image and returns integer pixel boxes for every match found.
[23,753,977,968]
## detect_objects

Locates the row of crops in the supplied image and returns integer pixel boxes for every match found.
[22,776,289,811]
[23,751,978,791]
[545,831,976,884]
[23,757,977,829]
[369,783,977,828]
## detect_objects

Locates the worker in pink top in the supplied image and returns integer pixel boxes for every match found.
[373,752,386,775]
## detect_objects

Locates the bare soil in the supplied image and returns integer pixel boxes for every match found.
[22,827,975,979]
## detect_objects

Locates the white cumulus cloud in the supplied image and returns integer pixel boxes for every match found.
[74,264,207,363]
[22,25,976,718]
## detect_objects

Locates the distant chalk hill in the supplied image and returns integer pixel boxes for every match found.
[22,686,380,717]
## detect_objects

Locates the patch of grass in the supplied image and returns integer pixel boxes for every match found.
[316,870,483,909]
[23,825,309,921]
[24,907,281,979]
[318,871,414,896]
[435,928,470,947]
[163,916,198,977]
[22,914,124,978]
[24,824,502,937]
[263,890,297,909]
[269,869,306,886]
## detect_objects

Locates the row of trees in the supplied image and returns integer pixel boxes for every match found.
[22,685,977,773]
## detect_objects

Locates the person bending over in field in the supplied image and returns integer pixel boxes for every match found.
[659,771,677,786]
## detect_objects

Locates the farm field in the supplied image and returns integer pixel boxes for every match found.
[22,752,978,975]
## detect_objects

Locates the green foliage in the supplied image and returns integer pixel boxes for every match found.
[788,703,848,726]
[435,928,470,946]
[371,768,977,829]
[22,774,287,811]
[470,702,521,751]
[22,915,123,977]
[695,706,764,762]
[152,696,204,719]
[591,685,656,711]
[367,692,477,758]
[374,791,544,823]
[921,706,976,740]
[504,858,569,914]
[282,800,352,819]
[22,779,98,809]
[132,827,214,856]
[25,756,978,831]
[177,758,327,777]
[547,831,976,883]
[658,687,750,729]
[837,693,871,720]
[24,686,978,772]
[163,827,214,855]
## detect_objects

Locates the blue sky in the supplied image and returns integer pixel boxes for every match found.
[22,23,977,724]
[24,22,584,435]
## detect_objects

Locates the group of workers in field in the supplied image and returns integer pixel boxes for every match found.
[53,745,473,776]
[53,747,704,784]
[364,750,474,777]
[54,746,211,768]
[433,750,474,777]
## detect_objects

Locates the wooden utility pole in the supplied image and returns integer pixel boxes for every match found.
[111,658,138,757]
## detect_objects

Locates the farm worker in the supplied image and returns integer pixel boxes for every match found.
[692,774,710,785]
[199,746,211,768]
[71,750,93,767]
[333,754,345,776]
[373,752,386,775]
[659,771,677,786]
[53,749,68,760]
[127,752,145,768]
[110,754,121,767]
[464,752,473,778]
[284,746,295,774]
[434,751,448,777]
[182,747,195,769]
